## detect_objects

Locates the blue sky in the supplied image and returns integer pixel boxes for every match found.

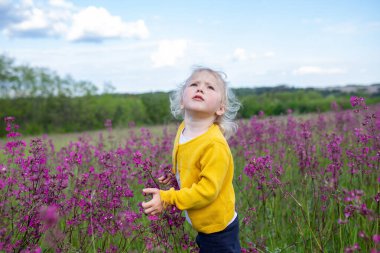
[1,0,379,93]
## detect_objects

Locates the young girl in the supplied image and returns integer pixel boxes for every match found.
[142,67,241,252]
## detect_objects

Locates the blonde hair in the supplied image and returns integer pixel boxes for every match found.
[170,66,241,139]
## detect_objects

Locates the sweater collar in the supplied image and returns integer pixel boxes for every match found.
[172,122,218,173]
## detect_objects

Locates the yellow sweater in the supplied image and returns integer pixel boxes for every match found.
[159,122,236,234]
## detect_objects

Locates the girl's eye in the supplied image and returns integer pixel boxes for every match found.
[190,83,197,87]
[208,86,215,90]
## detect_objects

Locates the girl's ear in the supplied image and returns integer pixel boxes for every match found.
[216,104,225,116]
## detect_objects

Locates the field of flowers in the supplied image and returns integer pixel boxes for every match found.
[0,96,379,253]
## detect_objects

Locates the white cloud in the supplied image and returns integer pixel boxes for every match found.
[124,20,149,39]
[293,66,346,75]
[21,0,33,6]
[67,7,149,42]
[232,48,247,61]
[2,0,73,37]
[8,7,48,32]
[1,0,149,42]
[151,40,187,68]
[0,0,10,6]
[48,0,73,8]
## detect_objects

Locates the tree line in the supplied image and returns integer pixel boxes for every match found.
[1,54,379,137]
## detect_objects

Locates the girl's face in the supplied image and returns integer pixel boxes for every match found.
[181,70,225,118]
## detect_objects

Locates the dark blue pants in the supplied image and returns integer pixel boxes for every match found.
[196,216,241,253]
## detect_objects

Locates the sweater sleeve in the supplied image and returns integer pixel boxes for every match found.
[159,141,230,210]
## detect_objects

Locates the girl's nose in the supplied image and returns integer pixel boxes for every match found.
[196,85,204,93]
[196,88,204,93]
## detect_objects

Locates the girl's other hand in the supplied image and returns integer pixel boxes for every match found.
[158,173,173,185]
[142,188,163,215]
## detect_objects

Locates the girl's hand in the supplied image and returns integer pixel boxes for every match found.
[142,188,163,215]
[158,173,173,185]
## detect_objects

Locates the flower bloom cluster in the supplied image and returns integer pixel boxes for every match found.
[230,97,380,252]
[1,96,379,252]
[0,117,196,252]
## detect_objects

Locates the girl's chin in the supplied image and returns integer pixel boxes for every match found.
[184,110,216,118]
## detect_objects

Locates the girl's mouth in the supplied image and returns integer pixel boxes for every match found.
[192,95,204,101]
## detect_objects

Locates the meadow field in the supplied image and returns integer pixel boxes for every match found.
[0,97,379,253]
